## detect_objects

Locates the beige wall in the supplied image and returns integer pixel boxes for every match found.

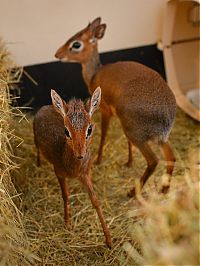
[1,0,165,66]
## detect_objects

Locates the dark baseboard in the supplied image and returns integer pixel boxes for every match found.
[16,44,165,111]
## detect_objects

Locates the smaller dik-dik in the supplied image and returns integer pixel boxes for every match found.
[33,87,111,248]
[55,17,176,195]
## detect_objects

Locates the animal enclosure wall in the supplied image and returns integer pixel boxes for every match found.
[1,0,168,110]
[0,0,165,66]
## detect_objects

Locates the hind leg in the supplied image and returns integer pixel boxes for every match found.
[128,142,158,197]
[36,148,41,167]
[160,141,176,193]
[124,140,133,167]
[96,111,111,165]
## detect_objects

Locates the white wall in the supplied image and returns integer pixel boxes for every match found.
[0,0,165,66]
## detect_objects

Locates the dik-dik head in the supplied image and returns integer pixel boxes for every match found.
[55,17,106,63]
[51,87,101,159]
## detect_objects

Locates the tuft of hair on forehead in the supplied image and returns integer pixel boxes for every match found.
[66,99,89,130]
[66,24,91,45]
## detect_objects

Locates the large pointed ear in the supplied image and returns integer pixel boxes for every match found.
[94,24,106,39]
[88,17,102,32]
[88,87,101,117]
[51,89,67,117]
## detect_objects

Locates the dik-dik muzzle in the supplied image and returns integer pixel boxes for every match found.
[72,134,87,159]
[55,45,67,61]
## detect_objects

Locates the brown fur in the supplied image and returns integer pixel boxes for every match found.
[33,88,111,248]
[55,17,176,195]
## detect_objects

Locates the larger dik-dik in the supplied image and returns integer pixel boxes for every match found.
[33,87,111,248]
[55,17,176,196]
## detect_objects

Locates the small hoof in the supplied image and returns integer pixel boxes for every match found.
[64,222,73,231]
[106,239,112,249]
[124,161,132,168]
[160,185,170,194]
[95,158,101,165]
[127,188,136,198]
[107,244,112,250]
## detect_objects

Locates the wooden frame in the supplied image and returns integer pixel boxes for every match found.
[161,0,200,121]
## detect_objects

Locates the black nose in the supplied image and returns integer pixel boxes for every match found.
[55,51,59,58]
[77,156,83,160]
[55,49,62,59]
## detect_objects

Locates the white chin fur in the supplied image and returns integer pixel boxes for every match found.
[60,58,77,63]
[60,57,69,62]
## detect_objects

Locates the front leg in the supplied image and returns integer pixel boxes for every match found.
[80,174,112,248]
[57,175,71,230]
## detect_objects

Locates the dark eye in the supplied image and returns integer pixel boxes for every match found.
[86,125,93,139]
[70,41,83,51]
[72,41,81,49]
[65,128,71,139]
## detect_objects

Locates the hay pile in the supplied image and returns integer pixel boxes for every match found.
[12,102,199,265]
[123,150,199,265]
[0,40,35,265]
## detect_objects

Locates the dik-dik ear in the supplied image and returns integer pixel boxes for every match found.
[51,89,67,117]
[94,24,106,39]
[88,17,106,40]
[89,17,102,32]
[88,87,101,117]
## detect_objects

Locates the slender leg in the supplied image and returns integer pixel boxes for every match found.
[57,176,71,229]
[80,174,112,248]
[96,112,111,165]
[36,148,41,167]
[128,142,158,197]
[124,140,133,167]
[160,141,176,193]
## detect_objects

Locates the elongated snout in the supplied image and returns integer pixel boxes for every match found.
[55,45,66,60]
[75,151,86,160]
[73,138,87,160]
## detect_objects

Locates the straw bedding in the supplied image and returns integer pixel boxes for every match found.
[12,108,199,265]
[1,40,199,265]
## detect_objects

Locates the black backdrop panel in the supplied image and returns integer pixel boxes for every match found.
[17,44,165,111]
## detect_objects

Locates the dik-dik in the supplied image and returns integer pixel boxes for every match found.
[55,17,176,196]
[33,87,111,248]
